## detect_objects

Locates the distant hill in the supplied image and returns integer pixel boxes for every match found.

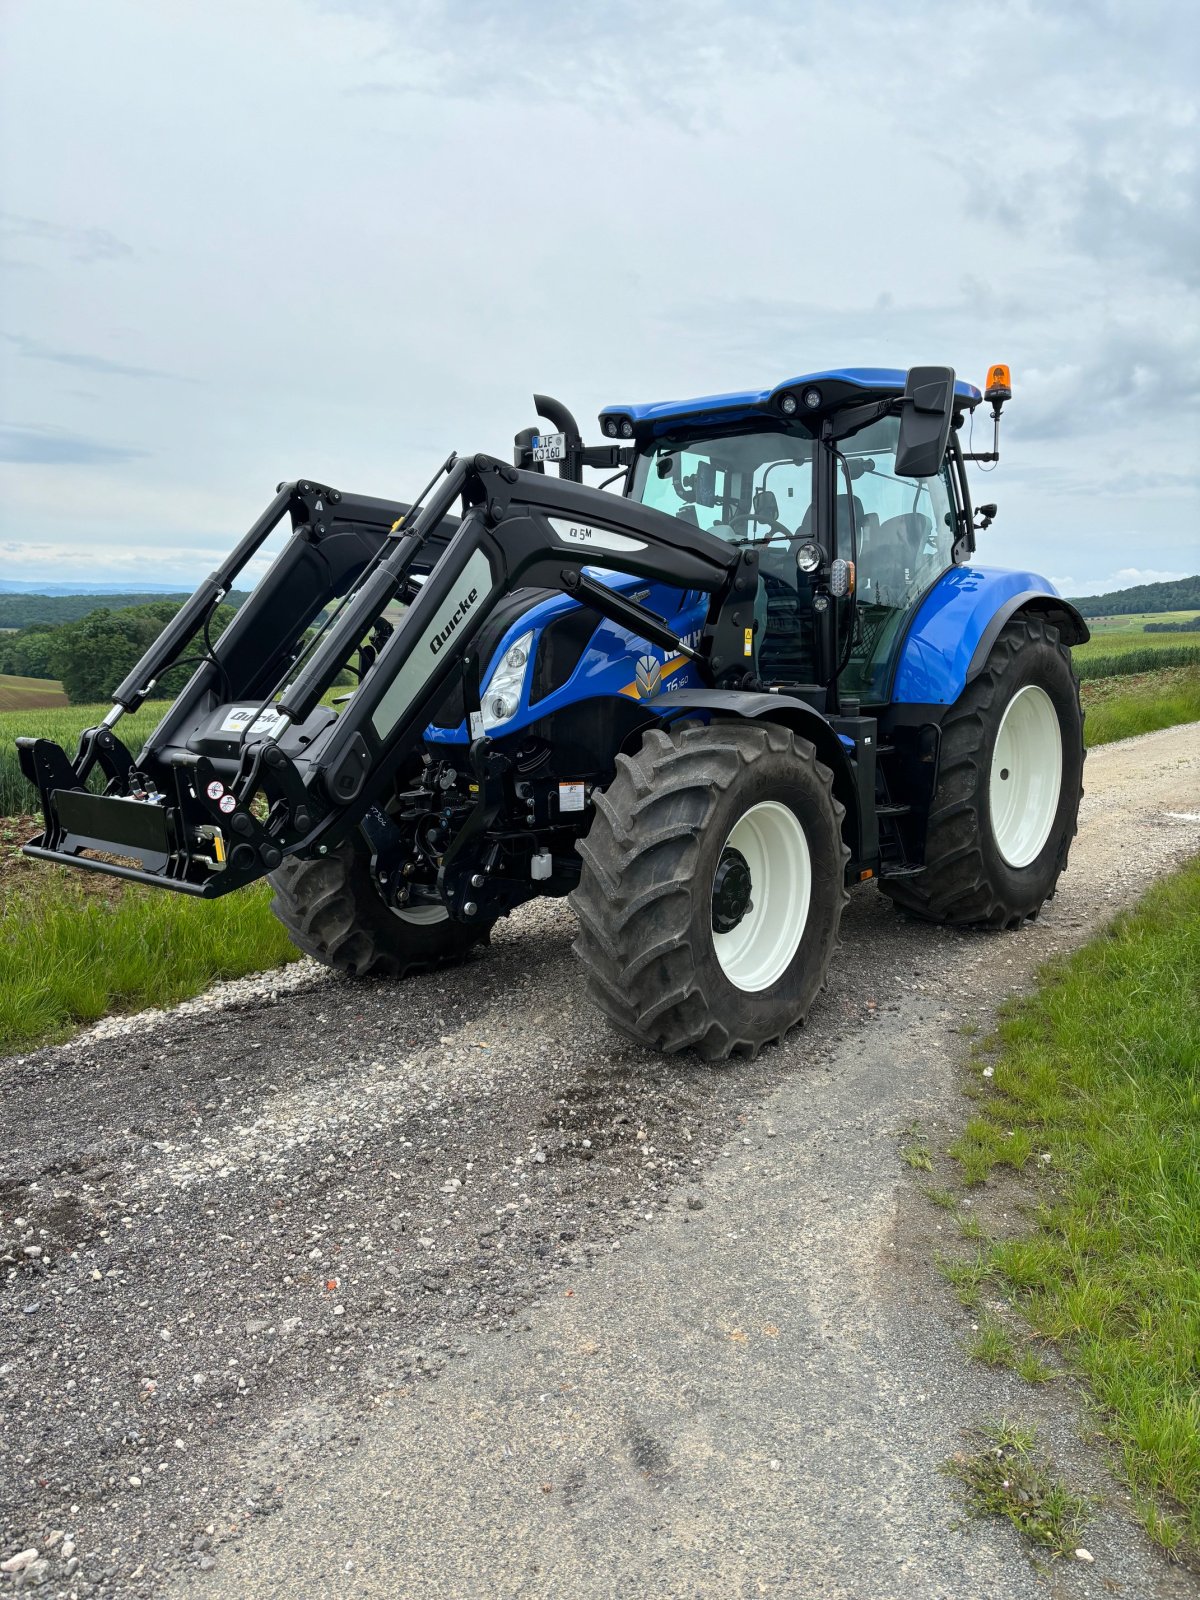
[1066,574,1200,618]
[0,579,191,595]
[0,590,249,629]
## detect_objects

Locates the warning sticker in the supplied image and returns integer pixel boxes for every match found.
[206,779,225,801]
[468,710,486,741]
[219,705,288,739]
[743,627,754,658]
[218,793,237,815]
[558,781,586,813]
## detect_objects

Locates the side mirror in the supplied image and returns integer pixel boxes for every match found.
[895,366,956,478]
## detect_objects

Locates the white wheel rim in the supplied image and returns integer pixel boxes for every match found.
[989,684,1063,868]
[390,903,449,926]
[712,800,811,993]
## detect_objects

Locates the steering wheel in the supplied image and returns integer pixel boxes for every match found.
[728,509,791,542]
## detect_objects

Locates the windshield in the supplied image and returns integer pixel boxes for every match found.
[631,428,815,544]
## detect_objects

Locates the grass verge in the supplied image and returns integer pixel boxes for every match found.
[944,1419,1091,1557]
[0,869,300,1054]
[1082,665,1200,747]
[949,857,1200,1556]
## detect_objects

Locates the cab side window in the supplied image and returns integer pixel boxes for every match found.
[840,416,956,701]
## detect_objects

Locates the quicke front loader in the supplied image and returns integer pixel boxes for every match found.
[19,365,1088,1058]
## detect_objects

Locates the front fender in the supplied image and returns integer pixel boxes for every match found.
[652,688,857,822]
[891,566,1089,706]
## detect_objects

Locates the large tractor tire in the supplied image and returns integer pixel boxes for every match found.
[881,616,1084,929]
[571,721,849,1060]
[269,839,491,977]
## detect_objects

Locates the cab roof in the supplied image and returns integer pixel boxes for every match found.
[599,367,983,436]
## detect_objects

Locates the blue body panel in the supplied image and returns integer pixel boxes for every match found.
[891,565,1061,705]
[425,572,708,745]
[601,368,982,431]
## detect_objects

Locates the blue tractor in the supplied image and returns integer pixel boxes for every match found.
[18,365,1088,1058]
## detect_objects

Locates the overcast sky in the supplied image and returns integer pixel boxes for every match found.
[1,0,1196,595]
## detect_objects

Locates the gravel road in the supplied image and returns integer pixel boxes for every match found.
[3,723,1198,1599]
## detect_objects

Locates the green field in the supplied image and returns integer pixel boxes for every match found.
[950,859,1200,1554]
[0,673,69,713]
[1082,610,1200,631]
[0,699,172,817]
[1073,626,1200,658]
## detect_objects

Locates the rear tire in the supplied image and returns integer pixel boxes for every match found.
[571,721,849,1060]
[269,839,491,977]
[880,616,1084,929]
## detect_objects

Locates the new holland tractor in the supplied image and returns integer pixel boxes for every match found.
[18,365,1088,1058]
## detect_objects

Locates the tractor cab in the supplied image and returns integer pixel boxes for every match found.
[601,368,990,710]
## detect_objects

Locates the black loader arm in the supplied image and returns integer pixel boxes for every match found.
[19,454,758,897]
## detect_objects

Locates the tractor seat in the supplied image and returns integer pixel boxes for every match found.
[797,493,864,547]
[868,512,933,606]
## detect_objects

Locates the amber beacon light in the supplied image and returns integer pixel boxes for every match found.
[984,363,1012,405]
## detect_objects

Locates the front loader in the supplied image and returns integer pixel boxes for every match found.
[18,365,1089,1058]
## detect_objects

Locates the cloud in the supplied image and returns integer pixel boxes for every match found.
[1,333,188,382]
[0,0,1195,595]
[0,424,149,465]
[0,211,134,264]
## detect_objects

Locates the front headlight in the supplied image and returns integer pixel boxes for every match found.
[480,630,534,732]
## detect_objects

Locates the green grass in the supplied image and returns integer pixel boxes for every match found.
[1082,665,1200,747]
[936,1250,993,1309]
[0,699,173,816]
[943,1419,1090,1556]
[902,1142,933,1171]
[950,859,1200,1552]
[0,872,300,1054]
[968,1316,1015,1368]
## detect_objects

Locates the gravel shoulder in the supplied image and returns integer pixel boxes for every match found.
[2,722,1198,1599]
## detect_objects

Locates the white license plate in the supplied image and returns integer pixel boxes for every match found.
[532,431,567,463]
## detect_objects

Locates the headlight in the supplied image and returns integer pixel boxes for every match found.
[796,540,822,574]
[480,630,534,732]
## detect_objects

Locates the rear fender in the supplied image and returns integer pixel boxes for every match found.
[891,566,1090,707]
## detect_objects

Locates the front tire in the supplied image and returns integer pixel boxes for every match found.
[570,721,849,1060]
[269,839,491,977]
[880,616,1084,929]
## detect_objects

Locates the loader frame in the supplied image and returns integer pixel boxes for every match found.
[22,453,873,915]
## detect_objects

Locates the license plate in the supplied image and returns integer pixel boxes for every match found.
[532,431,567,463]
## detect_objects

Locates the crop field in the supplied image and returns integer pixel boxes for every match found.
[0,699,171,817]
[0,672,69,713]
[1082,610,1200,630]
[1073,627,1200,658]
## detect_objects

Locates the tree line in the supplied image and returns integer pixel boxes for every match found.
[0,601,240,704]
[1067,574,1200,617]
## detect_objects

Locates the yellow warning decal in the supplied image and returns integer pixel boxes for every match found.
[213,831,226,864]
[743,627,754,657]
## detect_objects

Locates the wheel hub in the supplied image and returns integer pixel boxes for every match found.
[712,847,753,933]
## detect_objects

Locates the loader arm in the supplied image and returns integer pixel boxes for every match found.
[19,454,759,898]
